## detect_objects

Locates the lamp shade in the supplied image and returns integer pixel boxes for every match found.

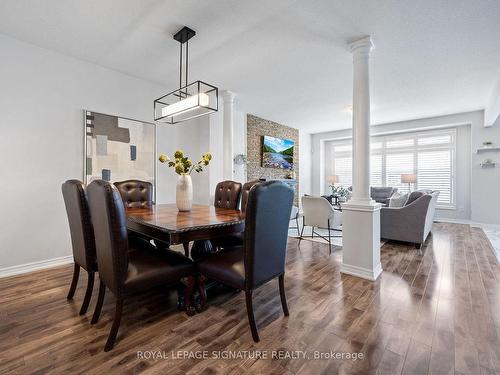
[327,175,339,184]
[401,174,417,184]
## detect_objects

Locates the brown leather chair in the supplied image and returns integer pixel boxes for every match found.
[240,180,262,214]
[87,180,195,351]
[61,180,97,315]
[214,180,242,209]
[197,181,294,342]
[114,180,153,208]
[211,180,262,250]
[114,179,170,249]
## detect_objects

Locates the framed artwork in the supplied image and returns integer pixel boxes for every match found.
[84,110,156,198]
[262,135,294,169]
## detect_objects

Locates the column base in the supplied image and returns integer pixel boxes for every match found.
[340,201,383,281]
[340,262,382,281]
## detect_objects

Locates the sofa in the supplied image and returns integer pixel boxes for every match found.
[380,191,440,247]
[371,187,398,205]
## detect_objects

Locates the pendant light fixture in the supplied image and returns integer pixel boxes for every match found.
[154,26,218,124]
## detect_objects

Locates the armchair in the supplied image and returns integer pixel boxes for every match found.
[299,196,342,254]
[380,191,439,248]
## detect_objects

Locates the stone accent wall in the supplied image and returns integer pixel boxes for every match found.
[246,114,299,204]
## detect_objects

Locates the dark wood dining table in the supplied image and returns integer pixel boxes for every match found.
[125,204,245,258]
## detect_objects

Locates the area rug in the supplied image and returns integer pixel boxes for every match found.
[288,216,386,248]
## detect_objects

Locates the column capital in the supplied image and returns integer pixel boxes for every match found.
[348,36,374,54]
[222,90,236,103]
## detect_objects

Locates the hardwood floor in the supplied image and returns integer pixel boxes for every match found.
[1,223,500,374]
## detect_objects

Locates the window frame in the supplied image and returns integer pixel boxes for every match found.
[327,128,457,209]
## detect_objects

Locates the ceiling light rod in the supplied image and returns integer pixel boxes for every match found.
[174,26,195,98]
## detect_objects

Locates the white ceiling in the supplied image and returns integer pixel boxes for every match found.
[1,0,499,133]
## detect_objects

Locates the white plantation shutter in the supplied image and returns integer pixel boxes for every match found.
[386,153,414,194]
[334,156,352,187]
[370,154,383,187]
[327,128,456,208]
[417,149,452,205]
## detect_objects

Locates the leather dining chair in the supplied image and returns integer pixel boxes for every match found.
[114,179,169,249]
[197,181,294,342]
[211,180,261,251]
[114,180,153,208]
[214,180,242,209]
[61,180,97,316]
[189,180,243,257]
[87,180,195,351]
[240,180,262,214]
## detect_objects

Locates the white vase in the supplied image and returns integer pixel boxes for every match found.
[176,174,193,212]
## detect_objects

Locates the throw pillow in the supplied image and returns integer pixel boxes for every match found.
[389,193,408,208]
[405,191,426,206]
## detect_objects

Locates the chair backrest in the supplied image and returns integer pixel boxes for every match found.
[301,195,335,228]
[87,180,130,296]
[214,180,242,209]
[244,181,293,289]
[371,187,397,203]
[61,180,96,271]
[240,180,261,214]
[114,180,153,208]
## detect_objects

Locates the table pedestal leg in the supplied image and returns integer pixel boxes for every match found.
[190,240,215,261]
[182,242,190,257]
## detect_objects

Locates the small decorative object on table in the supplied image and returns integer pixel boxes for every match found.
[158,150,212,211]
[330,185,350,205]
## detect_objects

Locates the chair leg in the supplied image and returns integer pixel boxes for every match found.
[79,271,95,315]
[184,276,196,316]
[91,281,106,324]
[278,274,289,316]
[295,217,300,236]
[245,289,260,342]
[328,220,332,255]
[311,226,314,238]
[196,275,207,313]
[67,263,80,300]
[298,223,306,246]
[104,298,123,352]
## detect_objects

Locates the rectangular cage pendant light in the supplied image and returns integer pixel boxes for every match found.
[154,81,218,124]
[154,26,218,124]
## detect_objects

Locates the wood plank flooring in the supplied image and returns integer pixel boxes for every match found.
[1,223,500,374]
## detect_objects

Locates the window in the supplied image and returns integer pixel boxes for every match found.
[327,129,456,208]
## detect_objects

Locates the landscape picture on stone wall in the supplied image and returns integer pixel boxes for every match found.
[262,135,294,169]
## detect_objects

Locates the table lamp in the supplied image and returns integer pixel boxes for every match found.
[401,174,417,192]
[327,175,339,186]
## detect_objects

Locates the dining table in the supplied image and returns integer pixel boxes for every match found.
[125,203,245,258]
[125,203,245,314]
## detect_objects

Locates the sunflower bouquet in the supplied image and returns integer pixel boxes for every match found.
[158,150,212,175]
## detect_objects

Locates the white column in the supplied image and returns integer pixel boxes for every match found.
[222,91,235,180]
[340,36,383,281]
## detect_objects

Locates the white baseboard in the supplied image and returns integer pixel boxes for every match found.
[434,218,472,225]
[340,262,383,281]
[0,255,73,279]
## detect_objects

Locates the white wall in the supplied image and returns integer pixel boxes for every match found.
[0,34,208,270]
[311,111,499,224]
[156,116,211,205]
[299,130,312,200]
[485,76,500,127]
[470,111,500,224]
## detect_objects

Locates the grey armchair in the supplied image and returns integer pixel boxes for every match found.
[380,191,439,248]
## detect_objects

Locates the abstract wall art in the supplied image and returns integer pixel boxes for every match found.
[84,111,155,193]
